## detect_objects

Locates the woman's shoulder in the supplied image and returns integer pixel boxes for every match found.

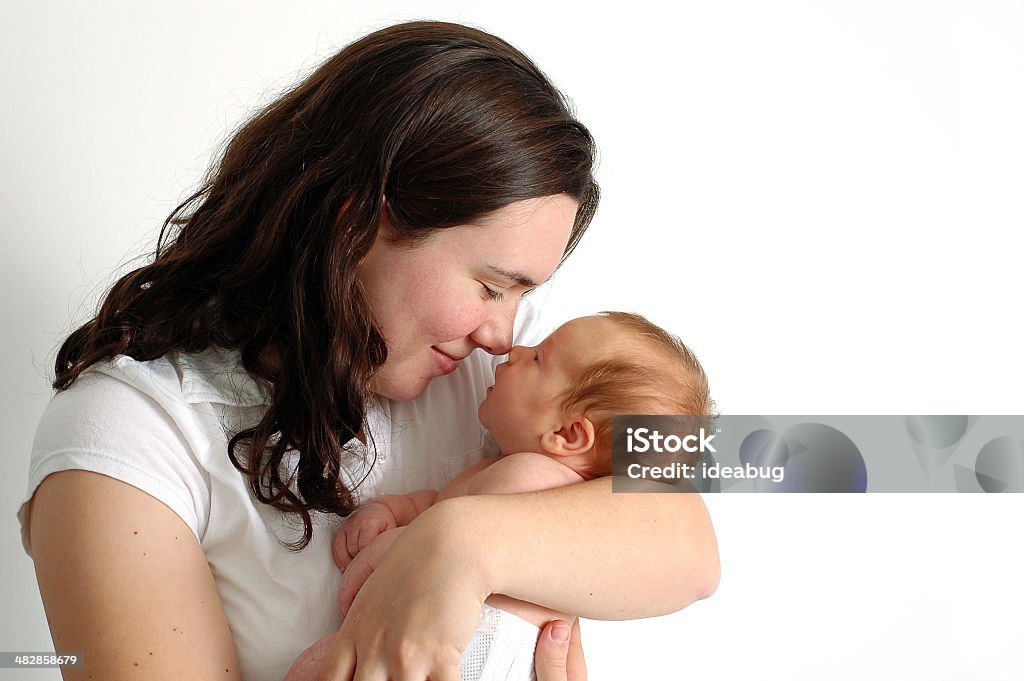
[33,348,271,463]
[83,346,272,409]
[23,347,270,552]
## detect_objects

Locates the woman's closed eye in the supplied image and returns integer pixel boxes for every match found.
[481,282,536,302]
[481,283,503,301]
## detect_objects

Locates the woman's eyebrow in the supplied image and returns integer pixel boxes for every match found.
[487,265,537,288]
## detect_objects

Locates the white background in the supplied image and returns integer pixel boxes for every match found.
[3,1,1023,679]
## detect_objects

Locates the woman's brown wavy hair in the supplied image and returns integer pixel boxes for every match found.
[52,21,599,549]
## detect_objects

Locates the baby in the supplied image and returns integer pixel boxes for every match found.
[285,312,712,681]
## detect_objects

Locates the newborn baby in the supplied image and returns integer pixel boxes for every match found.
[285,312,712,681]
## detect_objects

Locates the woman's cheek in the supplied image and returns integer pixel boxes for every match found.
[429,303,480,342]
[444,290,489,336]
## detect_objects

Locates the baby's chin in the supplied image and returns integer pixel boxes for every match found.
[477,397,494,430]
[477,400,515,452]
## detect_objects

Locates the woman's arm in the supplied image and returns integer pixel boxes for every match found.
[439,476,720,619]
[29,470,242,681]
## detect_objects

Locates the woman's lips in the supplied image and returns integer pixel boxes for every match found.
[431,347,459,375]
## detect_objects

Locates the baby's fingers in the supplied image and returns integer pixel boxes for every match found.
[354,519,387,556]
[333,529,355,570]
[346,528,364,567]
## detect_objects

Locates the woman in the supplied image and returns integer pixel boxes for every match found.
[20,21,719,681]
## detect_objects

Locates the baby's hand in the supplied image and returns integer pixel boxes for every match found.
[338,526,405,617]
[332,499,399,570]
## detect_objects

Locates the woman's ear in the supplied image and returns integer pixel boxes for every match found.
[376,200,399,241]
[540,415,596,458]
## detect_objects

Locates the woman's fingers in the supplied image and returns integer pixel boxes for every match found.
[534,620,572,681]
[349,664,389,681]
[337,553,373,618]
[534,619,588,681]
[427,662,463,681]
[567,619,587,681]
[327,507,486,681]
[338,528,405,617]
[316,633,356,681]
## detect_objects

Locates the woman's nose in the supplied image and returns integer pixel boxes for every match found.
[470,301,517,356]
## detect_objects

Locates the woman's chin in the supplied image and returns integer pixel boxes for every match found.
[371,372,433,402]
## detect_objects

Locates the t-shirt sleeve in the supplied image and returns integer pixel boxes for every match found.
[17,371,211,556]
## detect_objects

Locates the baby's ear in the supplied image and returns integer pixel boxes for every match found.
[541,415,596,457]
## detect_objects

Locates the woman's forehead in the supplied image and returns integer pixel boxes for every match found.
[426,194,573,258]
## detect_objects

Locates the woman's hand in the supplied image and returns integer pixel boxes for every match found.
[320,502,488,680]
[332,521,588,680]
[319,475,718,679]
[283,633,335,681]
[535,620,587,681]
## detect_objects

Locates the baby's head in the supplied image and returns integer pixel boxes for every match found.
[479,312,712,478]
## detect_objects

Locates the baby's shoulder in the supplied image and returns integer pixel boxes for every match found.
[469,451,584,495]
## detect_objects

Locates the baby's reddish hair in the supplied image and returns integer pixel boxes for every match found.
[559,312,714,478]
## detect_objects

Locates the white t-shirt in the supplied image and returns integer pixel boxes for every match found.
[18,302,554,681]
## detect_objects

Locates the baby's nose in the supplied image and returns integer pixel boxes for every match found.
[507,345,530,363]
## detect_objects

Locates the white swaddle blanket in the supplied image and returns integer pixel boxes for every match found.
[461,604,540,681]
